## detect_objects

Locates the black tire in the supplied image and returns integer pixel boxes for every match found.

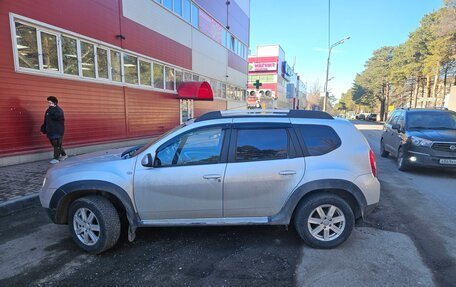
[397,147,410,171]
[380,139,389,158]
[68,195,121,254]
[294,193,354,249]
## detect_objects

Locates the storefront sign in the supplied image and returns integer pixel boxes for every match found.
[248,62,277,72]
[282,61,294,81]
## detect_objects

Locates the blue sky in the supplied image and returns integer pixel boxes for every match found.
[249,0,443,99]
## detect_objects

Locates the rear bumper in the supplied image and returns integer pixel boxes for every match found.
[353,174,380,218]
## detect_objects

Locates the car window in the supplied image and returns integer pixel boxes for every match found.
[295,125,341,156]
[235,129,288,162]
[155,127,225,166]
[407,111,456,130]
[386,111,397,124]
[397,113,404,128]
[390,114,399,125]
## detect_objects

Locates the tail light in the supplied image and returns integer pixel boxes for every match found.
[369,149,377,177]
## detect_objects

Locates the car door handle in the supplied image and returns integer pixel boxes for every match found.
[203,174,222,180]
[279,170,296,176]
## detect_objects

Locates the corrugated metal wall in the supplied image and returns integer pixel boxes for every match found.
[0,0,232,157]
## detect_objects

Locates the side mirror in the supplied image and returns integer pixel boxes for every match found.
[141,153,153,167]
[391,124,401,131]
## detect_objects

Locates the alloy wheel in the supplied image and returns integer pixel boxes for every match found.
[73,207,101,246]
[307,204,346,242]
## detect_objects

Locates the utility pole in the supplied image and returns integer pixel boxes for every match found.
[323,36,350,112]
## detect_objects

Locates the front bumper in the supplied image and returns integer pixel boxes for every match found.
[406,151,456,168]
[44,207,57,223]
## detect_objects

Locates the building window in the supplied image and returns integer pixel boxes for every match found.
[123,54,138,84]
[153,63,164,89]
[175,70,183,90]
[15,22,39,69]
[165,66,175,90]
[12,16,240,94]
[110,50,122,82]
[40,32,59,71]
[182,0,191,22]
[163,0,172,10]
[191,2,199,28]
[61,36,78,75]
[184,71,192,82]
[222,29,227,47]
[97,47,108,79]
[80,41,95,78]
[173,0,182,16]
[139,60,152,86]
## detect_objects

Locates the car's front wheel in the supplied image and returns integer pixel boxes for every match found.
[380,139,389,158]
[294,193,354,249]
[397,147,410,171]
[68,195,121,254]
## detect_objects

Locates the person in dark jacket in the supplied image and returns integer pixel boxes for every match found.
[41,96,67,164]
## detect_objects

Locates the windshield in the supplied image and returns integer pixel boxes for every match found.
[131,122,190,157]
[407,111,456,130]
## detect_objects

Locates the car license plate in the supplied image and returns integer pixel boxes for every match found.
[439,159,456,165]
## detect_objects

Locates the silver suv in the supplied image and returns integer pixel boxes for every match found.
[40,110,380,254]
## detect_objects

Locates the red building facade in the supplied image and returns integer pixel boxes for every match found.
[0,0,250,161]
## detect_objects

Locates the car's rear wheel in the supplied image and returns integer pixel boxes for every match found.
[68,195,121,254]
[294,193,354,249]
[380,139,389,158]
[397,147,410,171]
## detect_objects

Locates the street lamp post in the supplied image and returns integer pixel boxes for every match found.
[323,36,350,112]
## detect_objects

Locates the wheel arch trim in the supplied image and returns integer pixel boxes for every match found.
[49,180,139,228]
[269,179,367,225]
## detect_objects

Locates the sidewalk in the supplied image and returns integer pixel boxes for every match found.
[0,159,50,216]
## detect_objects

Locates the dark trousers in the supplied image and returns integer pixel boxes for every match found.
[49,137,66,160]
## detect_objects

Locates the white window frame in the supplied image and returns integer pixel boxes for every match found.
[122,53,139,86]
[9,13,205,95]
[80,40,96,79]
[95,46,110,81]
[60,34,80,76]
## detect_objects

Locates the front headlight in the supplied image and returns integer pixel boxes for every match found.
[411,136,433,147]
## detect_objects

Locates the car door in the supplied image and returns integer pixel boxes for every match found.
[134,124,230,221]
[392,112,405,155]
[223,120,305,217]
[383,111,398,152]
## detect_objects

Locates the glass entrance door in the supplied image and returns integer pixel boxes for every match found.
[180,99,194,124]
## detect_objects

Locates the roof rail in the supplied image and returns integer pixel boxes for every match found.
[194,109,333,122]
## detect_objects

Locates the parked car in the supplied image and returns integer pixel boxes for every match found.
[366,113,377,121]
[356,114,366,120]
[380,108,456,171]
[40,110,380,254]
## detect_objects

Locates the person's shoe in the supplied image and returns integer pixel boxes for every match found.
[59,155,68,161]
[49,159,59,164]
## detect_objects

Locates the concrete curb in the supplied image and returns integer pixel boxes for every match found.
[0,193,40,217]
